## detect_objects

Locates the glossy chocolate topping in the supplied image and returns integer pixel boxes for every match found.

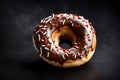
[33,13,95,64]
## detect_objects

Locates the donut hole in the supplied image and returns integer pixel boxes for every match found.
[59,36,73,49]
[52,26,77,49]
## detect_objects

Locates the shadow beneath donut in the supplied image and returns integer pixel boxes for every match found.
[21,58,100,80]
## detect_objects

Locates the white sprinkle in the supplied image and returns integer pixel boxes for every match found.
[57,15,60,17]
[66,16,70,19]
[44,25,47,28]
[47,44,50,46]
[65,53,68,56]
[75,46,79,49]
[38,34,41,41]
[50,21,52,24]
[52,13,55,17]
[84,45,88,49]
[62,20,65,25]
[35,30,40,34]
[50,44,53,51]
[47,52,49,57]
[52,23,54,25]
[44,17,48,20]
[81,55,83,58]
[41,20,44,22]
[70,20,72,24]
[39,25,42,27]
[43,32,47,35]
[81,16,84,19]
[41,45,46,47]
[74,54,76,59]
[65,50,69,53]
[62,54,65,59]
[41,31,44,34]
[40,47,42,57]
[45,47,49,50]
[48,16,52,19]
[72,23,74,26]
[41,39,44,42]
[42,28,46,30]
[46,19,50,23]
[77,52,81,56]
[74,43,78,45]
[63,13,67,16]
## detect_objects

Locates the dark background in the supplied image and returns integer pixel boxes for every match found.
[0,0,120,80]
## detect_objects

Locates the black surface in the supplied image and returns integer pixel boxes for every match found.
[0,0,120,80]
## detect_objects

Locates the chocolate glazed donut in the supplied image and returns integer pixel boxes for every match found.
[32,13,96,68]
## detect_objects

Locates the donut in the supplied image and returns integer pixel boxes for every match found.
[32,13,96,68]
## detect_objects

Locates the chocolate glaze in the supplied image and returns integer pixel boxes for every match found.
[33,13,95,65]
